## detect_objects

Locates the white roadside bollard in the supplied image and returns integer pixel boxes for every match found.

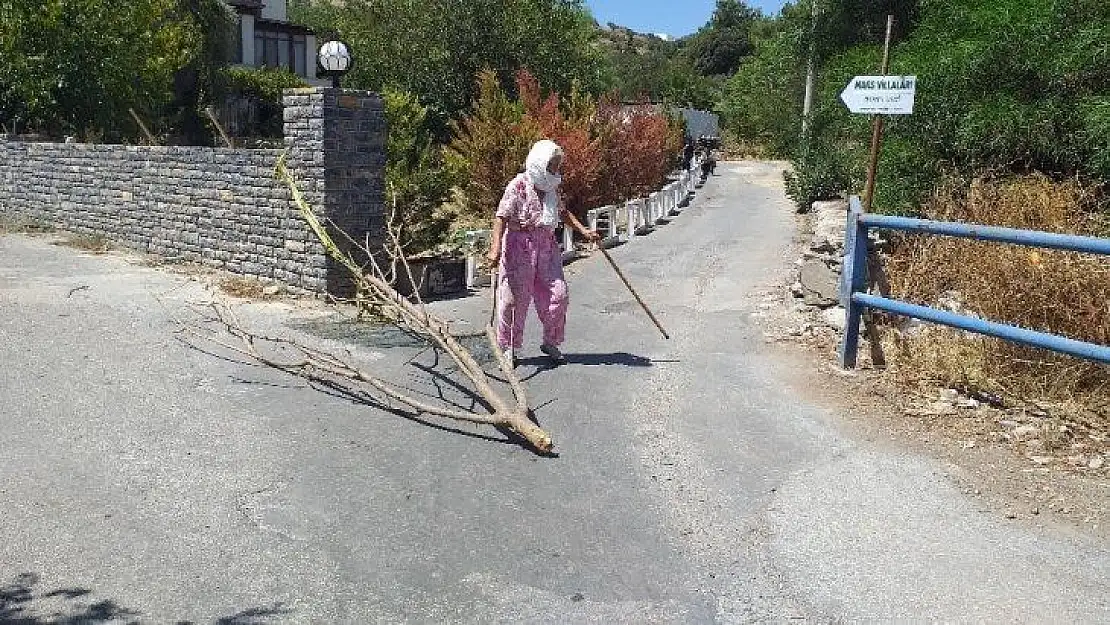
[626,199,642,238]
[464,229,492,289]
[561,224,575,263]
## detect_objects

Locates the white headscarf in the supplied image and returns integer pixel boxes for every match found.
[524,139,564,227]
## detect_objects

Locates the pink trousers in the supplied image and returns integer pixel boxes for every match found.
[497,228,568,349]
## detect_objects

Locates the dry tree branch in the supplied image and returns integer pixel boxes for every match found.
[183,154,552,453]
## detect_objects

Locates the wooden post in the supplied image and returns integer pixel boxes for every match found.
[205,106,235,148]
[801,0,820,139]
[128,108,157,145]
[862,14,895,212]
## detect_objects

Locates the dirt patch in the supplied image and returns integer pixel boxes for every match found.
[760,317,1108,537]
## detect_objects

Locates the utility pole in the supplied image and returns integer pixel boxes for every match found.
[800,0,819,140]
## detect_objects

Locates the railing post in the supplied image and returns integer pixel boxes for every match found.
[626,200,638,239]
[607,206,618,240]
[839,196,870,368]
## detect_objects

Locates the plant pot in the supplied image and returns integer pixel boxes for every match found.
[394,257,467,299]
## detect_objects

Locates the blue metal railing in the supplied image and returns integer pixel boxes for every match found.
[839,195,1110,368]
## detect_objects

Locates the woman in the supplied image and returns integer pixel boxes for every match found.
[486,139,600,367]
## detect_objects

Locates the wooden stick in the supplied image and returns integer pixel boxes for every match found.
[128,108,157,145]
[204,106,234,148]
[598,246,670,340]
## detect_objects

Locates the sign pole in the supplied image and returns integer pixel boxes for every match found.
[863,14,895,212]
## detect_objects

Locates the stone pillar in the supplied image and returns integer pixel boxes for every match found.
[282,87,386,297]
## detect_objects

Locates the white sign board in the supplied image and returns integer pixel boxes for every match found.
[840,75,916,115]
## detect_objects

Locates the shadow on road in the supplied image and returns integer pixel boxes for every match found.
[517,352,675,368]
[178,326,559,457]
[0,572,289,624]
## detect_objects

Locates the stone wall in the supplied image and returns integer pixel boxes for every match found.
[282,88,386,295]
[0,87,385,295]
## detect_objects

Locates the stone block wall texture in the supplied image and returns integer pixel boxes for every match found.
[0,88,385,295]
[283,88,386,296]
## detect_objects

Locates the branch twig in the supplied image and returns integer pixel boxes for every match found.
[180,155,553,453]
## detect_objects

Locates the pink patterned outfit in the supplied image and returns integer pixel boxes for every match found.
[495,173,568,349]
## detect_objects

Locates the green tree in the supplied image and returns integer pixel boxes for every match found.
[776,0,1109,212]
[685,0,761,77]
[720,28,805,155]
[0,0,201,138]
[290,0,606,138]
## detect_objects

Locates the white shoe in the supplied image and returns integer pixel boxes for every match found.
[503,347,516,368]
[540,344,566,363]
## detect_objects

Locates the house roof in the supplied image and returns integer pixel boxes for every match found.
[255,17,314,35]
[225,0,264,11]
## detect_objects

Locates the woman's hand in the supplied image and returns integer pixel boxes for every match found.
[486,247,501,266]
[582,229,602,243]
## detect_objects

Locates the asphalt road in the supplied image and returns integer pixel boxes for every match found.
[2,162,1107,623]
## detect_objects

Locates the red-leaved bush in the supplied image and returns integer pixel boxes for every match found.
[448,69,684,222]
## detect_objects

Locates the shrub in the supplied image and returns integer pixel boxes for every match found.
[784,142,861,210]
[883,174,1110,403]
[720,29,804,157]
[447,69,683,223]
[445,71,538,223]
[517,71,603,219]
[383,88,455,255]
[213,67,308,139]
[219,66,308,103]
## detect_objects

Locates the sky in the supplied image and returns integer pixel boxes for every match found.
[584,0,790,39]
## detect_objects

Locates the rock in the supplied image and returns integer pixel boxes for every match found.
[809,199,849,253]
[938,388,960,404]
[799,261,840,308]
[790,281,805,298]
[820,306,847,332]
[1011,424,1040,441]
[957,397,981,409]
[1090,456,1105,470]
[928,401,958,416]
[802,250,841,266]
[263,284,283,297]
[1029,455,1053,465]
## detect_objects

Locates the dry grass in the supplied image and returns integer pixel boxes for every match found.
[882,174,1110,411]
[55,233,113,254]
[218,277,275,299]
[0,215,55,234]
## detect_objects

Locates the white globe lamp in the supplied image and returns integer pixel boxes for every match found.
[318,40,353,88]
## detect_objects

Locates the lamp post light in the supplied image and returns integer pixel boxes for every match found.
[318,40,353,89]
